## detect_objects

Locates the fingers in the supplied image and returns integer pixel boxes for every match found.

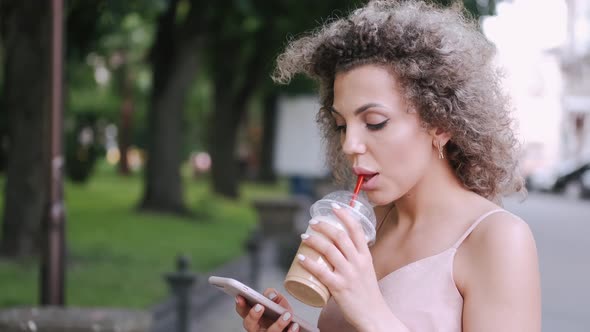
[263,288,293,311]
[298,204,371,291]
[304,220,352,265]
[266,311,297,332]
[235,295,250,319]
[242,303,298,332]
[236,290,299,332]
[306,203,370,262]
[331,203,370,253]
[242,303,265,331]
[296,248,342,291]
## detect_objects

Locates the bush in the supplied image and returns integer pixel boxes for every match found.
[65,113,101,183]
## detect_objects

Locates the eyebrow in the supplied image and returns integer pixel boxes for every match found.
[329,103,387,116]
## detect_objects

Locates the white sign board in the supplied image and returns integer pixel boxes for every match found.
[274,95,329,177]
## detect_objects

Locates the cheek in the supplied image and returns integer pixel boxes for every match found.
[383,123,430,155]
[375,127,432,181]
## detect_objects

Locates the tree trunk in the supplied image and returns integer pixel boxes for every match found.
[139,0,201,214]
[0,0,50,258]
[209,79,242,199]
[118,95,133,175]
[117,58,133,176]
[0,47,7,173]
[257,92,278,183]
[0,90,7,174]
[209,41,266,198]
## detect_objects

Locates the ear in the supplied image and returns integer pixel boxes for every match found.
[429,128,452,146]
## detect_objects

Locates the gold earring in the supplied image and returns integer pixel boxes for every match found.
[437,141,444,159]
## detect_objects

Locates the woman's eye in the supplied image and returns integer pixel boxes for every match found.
[335,124,347,133]
[366,119,389,131]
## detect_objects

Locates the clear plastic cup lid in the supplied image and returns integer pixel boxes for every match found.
[310,190,377,245]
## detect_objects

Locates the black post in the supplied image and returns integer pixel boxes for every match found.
[166,255,196,332]
[40,0,66,306]
[246,228,262,290]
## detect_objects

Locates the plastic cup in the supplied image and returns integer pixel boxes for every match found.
[284,190,377,307]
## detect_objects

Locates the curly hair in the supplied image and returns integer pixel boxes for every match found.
[273,0,525,200]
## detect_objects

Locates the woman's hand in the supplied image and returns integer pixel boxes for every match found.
[298,203,390,331]
[235,288,300,332]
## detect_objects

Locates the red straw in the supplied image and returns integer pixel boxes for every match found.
[350,175,364,206]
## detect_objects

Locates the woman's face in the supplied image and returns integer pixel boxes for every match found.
[332,64,435,205]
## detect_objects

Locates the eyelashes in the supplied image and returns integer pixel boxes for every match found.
[335,119,389,133]
[367,119,389,131]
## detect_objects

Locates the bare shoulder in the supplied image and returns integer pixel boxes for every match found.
[465,211,538,264]
[456,211,542,331]
[457,210,539,280]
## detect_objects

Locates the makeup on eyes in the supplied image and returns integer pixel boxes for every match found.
[333,118,389,133]
[366,119,389,131]
[331,105,391,133]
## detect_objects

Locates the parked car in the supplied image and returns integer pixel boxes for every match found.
[527,159,590,199]
[578,168,590,198]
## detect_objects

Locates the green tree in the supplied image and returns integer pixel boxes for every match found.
[207,0,363,198]
[0,0,160,258]
[67,0,160,179]
[139,0,207,214]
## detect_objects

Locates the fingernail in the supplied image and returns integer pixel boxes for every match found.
[297,254,305,261]
[291,323,300,331]
[300,233,309,240]
[282,312,292,321]
[268,292,277,300]
[309,219,319,225]
[254,304,263,312]
[331,202,341,210]
[235,296,239,304]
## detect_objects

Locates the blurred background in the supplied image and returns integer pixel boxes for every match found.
[0,0,588,331]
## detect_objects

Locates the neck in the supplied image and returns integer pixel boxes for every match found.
[394,160,478,227]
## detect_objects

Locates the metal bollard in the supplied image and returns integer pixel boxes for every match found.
[246,228,262,290]
[166,255,196,332]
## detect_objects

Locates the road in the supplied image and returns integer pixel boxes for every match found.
[504,193,590,331]
[195,193,590,331]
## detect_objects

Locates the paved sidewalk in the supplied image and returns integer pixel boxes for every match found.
[191,240,322,332]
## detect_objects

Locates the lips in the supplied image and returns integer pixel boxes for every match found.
[353,166,379,190]
[353,166,378,178]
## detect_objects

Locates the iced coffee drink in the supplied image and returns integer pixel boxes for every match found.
[284,191,376,307]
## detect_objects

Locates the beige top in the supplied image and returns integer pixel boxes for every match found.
[317,209,506,332]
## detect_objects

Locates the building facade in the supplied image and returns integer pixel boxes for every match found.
[561,0,590,162]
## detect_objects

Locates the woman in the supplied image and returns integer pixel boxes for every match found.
[236,1,541,331]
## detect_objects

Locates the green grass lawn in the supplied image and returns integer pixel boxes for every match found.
[0,161,288,308]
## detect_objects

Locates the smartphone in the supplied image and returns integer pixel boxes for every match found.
[208,276,319,332]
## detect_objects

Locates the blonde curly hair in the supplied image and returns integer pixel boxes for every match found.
[273,0,525,200]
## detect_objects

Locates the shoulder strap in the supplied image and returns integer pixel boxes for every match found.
[452,209,506,249]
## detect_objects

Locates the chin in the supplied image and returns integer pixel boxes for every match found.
[366,190,398,207]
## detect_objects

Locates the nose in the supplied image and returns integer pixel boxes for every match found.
[341,126,367,156]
